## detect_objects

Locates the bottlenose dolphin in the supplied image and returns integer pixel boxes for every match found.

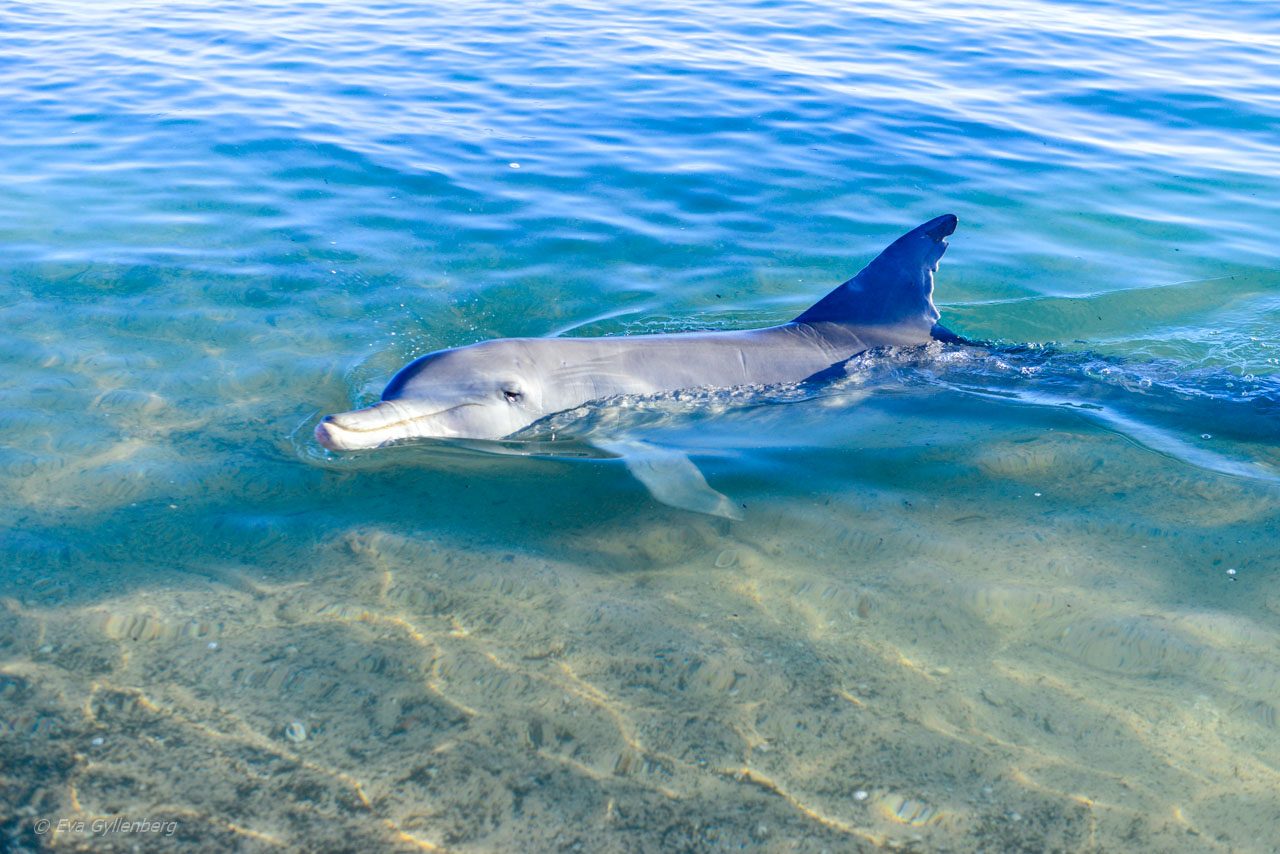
[316,214,960,516]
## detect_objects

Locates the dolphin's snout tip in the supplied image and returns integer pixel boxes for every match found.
[313,404,409,450]
[314,417,342,450]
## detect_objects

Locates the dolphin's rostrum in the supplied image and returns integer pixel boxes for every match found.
[316,214,959,456]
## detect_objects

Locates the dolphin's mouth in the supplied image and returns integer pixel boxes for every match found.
[314,400,471,450]
[314,418,383,451]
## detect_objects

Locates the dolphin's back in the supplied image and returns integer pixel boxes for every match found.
[795,214,956,337]
[535,324,862,396]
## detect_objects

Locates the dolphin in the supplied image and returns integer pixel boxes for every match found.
[316,213,960,515]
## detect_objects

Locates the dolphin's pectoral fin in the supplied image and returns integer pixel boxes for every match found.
[593,439,743,520]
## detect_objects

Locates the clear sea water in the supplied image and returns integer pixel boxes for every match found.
[2,0,1279,850]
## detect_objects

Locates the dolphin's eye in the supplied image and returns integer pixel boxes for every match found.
[502,388,522,403]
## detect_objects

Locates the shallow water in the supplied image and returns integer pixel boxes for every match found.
[2,0,1279,850]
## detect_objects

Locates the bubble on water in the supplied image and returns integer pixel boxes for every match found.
[1201,433,1212,440]
[285,721,307,743]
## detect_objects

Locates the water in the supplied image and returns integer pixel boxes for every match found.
[2,0,1279,849]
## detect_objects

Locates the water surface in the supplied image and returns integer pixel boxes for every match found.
[1,0,1279,850]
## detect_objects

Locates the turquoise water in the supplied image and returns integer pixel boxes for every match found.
[3,0,1279,850]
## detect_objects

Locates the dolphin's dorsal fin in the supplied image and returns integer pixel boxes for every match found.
[795,214,956,330]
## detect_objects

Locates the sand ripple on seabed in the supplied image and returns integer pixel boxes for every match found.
[733,483,1280,844]
[938,570,1280,841]
[4,488,1280,852]
[0,535,871,851]
[967,428,1277,528]
[1,525,971,850]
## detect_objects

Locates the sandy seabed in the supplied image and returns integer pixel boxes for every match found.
[3,422,1280,853]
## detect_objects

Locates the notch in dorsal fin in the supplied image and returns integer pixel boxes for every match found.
[795,214,957,330]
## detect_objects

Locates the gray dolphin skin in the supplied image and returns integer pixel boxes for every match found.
[316,214,959,456]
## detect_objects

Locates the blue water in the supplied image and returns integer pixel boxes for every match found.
[2,1,1279,850]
